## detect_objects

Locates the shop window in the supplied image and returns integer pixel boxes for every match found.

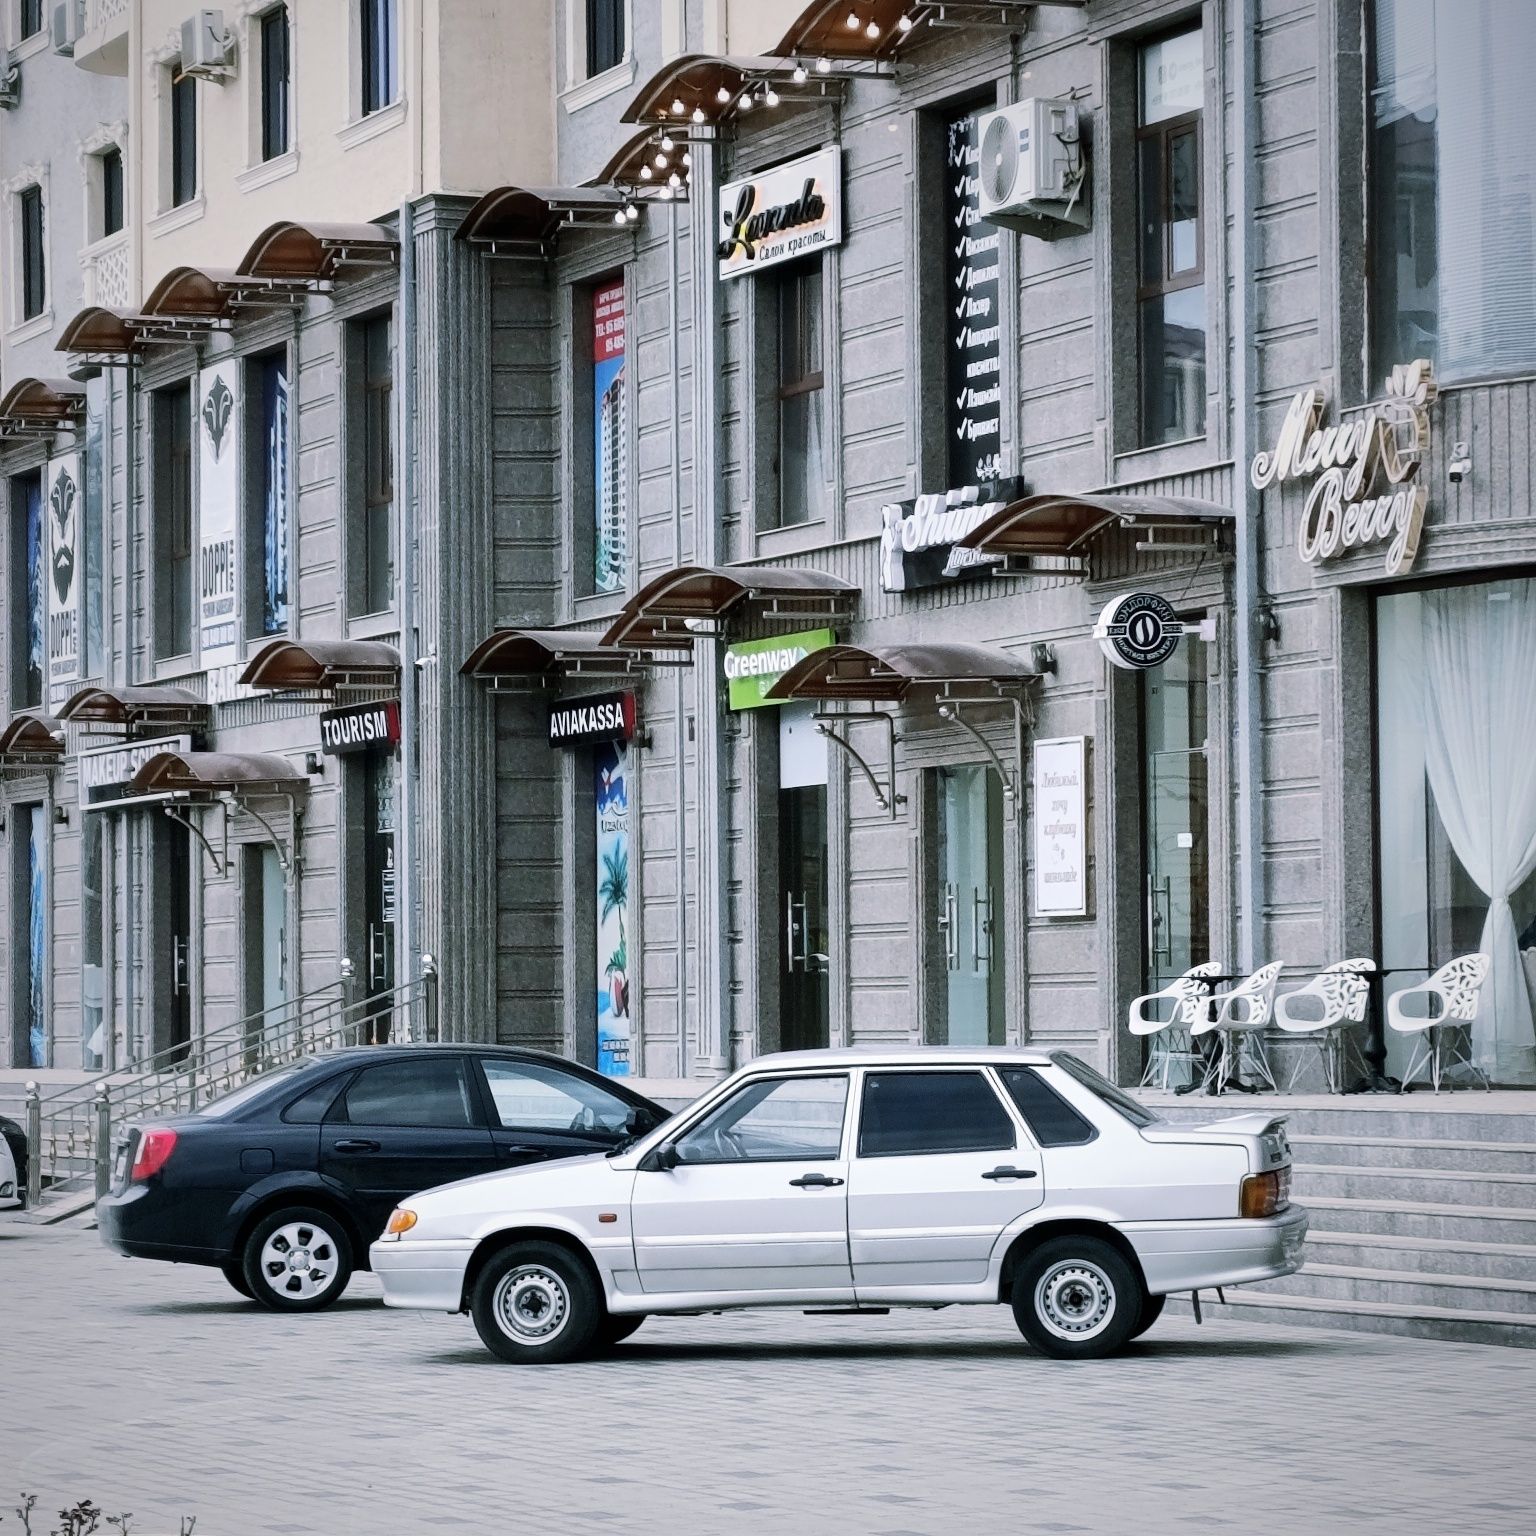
[152,382,195,660]
[82,387,106,677]
[1369,0,1536,385]
[772,260,826,529]
[1375,579,1536,1085]
[170,68,198,208]
[585,0,625,78]
[246,349,290,636]
[8,470,43,708]
[777,702,830,1052]
[579,277,628,596]
[18,184,45,321]
[10,803,46,1069]
[98,147,124,240]
[346,312,393,617]
[260,5,291,162]
[1135,27,1206,446]
[360,0,398,115]
[81,813,106,1069]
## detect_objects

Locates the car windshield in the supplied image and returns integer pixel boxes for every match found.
[195,1060,319,1118]
[1049,1052,1163,1128]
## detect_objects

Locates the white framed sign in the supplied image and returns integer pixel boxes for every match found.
[198,361,240,666]
[1034,736,1088,917]
[718,146,843,279]
[45,453,83,709]
[79,734,192,811]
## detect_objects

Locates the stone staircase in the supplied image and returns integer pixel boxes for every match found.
[1147,1093,1536,1347]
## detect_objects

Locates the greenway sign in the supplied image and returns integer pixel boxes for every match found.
[723,628,835,711]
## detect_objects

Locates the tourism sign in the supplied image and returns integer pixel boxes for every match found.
[718,146,843,279]
[723,628,835,711]
[319,699,401,756]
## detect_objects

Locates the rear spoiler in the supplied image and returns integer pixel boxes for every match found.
[1139,1112,1289,1144]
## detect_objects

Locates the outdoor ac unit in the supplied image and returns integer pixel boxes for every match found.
[50,0,83,57]
[975,97,1090,240]
[0,46,18,109]
[180,8,234,79]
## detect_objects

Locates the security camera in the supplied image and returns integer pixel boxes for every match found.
[1447,442,1472,485]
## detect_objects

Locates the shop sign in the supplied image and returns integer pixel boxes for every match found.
[879,476,1023,593]
[198,362,241,666]
[723,628,835,711]
[1034,736,1088,918]
[595,740,631,1076]
[549,691,637,748]
[1250,358,1437,578]
[79,735,191,811]
[1094,592,1201,670]
[45,453,82,710]
[319,699,401,756]
[718,146,843,279]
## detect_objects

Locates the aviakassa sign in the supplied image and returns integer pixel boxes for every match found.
[718,146,843,280]
[549,692,637,748]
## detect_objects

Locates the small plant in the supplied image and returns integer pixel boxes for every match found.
[55,1503,101,1536]
[13,1493,38,1536]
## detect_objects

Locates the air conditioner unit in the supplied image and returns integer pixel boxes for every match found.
[51,0,83,56]
[180,8,234,80]
[975,97,1090,240]
[0,46,19,110]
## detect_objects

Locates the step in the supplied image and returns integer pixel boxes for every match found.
[8,1188,96,1225]
[1164,1289,1536,1349]
[1294,1163,1536,1210]
[1302,1194,1536,1246]
[1269,1262,1536,1316]
[1305,1229,1536,1282]
[1145,1094,1536,1144]
[1290,1132,1536,1175]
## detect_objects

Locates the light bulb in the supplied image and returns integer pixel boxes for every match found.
[716,85,732,103]
[614,209,628,226]
[792,61,807,84]
[660,184,674,200]
[669,172,681,188]
[765,87,780,107]
[898,13,914,31]
[682,151,692,167]
[655,152,668,169]
[691,106,705,124]
[866,20,880,38]
[739,92,753,110]
[640,165,653,180]
[661,135,675,151]
[846,10,860,29]
[671,98,686,116]
[626,204,640,222]
[816,55,831,74]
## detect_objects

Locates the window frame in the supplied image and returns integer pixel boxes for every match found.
[770,258,827,531]
[244,347,291,640]
[855,1069,1018,1160]
[585,0,625,79]
[259,4,292,163]
[152,382,196,662]
[8,469,44,711]
[19,0,42,40]
[360,0,399,117]
[170,68,199,209]
[18,184,45,322]
[98,146,124,239]
[347,310,395,619]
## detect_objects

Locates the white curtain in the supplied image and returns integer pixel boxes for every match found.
[1420,581,1536,1080]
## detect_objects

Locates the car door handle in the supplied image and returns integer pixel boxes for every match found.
[788,1173,845,1188]
[981,1166,1038,1181]
[331,1139,382,1154]
[499,1145,549,1160]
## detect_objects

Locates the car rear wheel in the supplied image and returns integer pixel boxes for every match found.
[1011,1236,1142,1360]
[1130,1291,1166,1340]
[220,1261,254,1301]
[241,1206,353,1312]
[470,1242,600,1364]
[596,1312,645,1348]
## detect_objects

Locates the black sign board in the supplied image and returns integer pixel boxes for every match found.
[319,699,401,755]
[549,691,637,748]
[946,109,1004,487]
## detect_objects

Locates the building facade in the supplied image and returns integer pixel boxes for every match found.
[4,0,1535,1090]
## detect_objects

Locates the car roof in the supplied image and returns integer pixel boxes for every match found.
[741,1046,1058,1070]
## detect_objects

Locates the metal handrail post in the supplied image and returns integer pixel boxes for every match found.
[94,1090,112,1200]
[423,957,439,1043]
[25,1082,41,1207]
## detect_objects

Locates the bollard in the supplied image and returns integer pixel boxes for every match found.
[94,1089,112,1201]
[24,1081,41,1208]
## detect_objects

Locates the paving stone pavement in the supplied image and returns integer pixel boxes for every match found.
[2,1223,1534,1536]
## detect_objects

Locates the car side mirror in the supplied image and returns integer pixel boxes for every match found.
[639,1143,680,1173]
[627,1106,661,1136]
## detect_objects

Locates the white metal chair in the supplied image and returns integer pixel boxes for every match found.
[1388,953,1492,1093]
[1192,962,1285,1093]
[1130,962,1224,1091]
[1273,958,1375,1093]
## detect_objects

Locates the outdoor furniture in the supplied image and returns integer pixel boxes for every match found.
[1388,953,1492,1093]
[1129,961,1224,1091]
[1192,961,1285,1094]
[1274,958,1375,1093]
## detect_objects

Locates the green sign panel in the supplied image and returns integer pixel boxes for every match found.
[723,628,835,711]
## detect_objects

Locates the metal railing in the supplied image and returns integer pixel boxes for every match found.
[24,965,440,1208]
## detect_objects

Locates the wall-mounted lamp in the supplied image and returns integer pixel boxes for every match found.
[1030,641,1058,676]
[53,803,69,827]
[1447,442,1472,486]
[1255,604,1281,648]
[305,751,325,776]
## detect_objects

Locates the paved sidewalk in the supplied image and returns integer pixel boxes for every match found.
[2,1222,1534,1535]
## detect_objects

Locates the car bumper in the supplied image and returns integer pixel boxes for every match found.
[370,1238,476,1312]
[1121,1204,1309,1295]
[97,1185,226,1266]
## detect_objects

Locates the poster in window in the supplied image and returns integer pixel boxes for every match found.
[595,740,632,1076]
[198,361,240,666]
[45,453,82,710]
[22,473,42,706]
[28,804,46,1068]
[1033,737,1089,918]
[946,108,1004,487]
[592,281,628,595]
[84,380,106,677]
[262,358,290,634]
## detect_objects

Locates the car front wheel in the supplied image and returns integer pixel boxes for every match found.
[1011,1236,1142,1360]
[241,1206,353,1312]
[470,1242,601,1364]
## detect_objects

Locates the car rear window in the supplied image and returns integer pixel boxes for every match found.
[997,1067,1098,1146]
[858,1071,1015,1158]
[196,1060,317,1118]
[1049,1053,1162,1129]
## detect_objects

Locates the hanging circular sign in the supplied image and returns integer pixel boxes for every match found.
[1094,591,1184,670]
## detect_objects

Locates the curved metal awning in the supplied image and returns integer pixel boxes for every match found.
[772,2,1057,66]
[0,378,86,438]
[238,638,401,696]
[127,750,306,798]
[57,306,144,362]
[603,564,856,647]
[957,492,1234,563]
[599,127,695,200]
[58,685,211,733]
[461,627,687,684]
[236,221,398,282]
[456,186,632,256]
[623,53,828,128]
[0,712,65,771]
[141,265,237,321]
[767,641,1042,704]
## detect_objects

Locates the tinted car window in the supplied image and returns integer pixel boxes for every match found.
[674,1075,847,1163]
[1050,1052,1161,1129]
[857,1071,1015,1158]
[282,1073,349,1125]
[341,1058,476,1129]
[196,1060,317,1118]
[997,1067,1097,1146]
[482,1059,637,1135]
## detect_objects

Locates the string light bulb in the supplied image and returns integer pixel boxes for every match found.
[816,55,831,74]
[846,10,860,28]
[739,92,753,110]
[660,135,675,151]
[792,60,807,84]
[898,13,914,31]
[669,172,682,188]
[765,87,780,107]
[626,204,640,222]
[614,208,627,226]
[659,183,674,200]
[655,152,669,169]
[640,165,653,180]
[682,151,692,167]
[866,19,880,38]
[691,106,705,124]
[716,84,732,103]
[671,98,686,116]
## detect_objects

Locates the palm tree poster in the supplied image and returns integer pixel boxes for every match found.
[595,740,632,1075]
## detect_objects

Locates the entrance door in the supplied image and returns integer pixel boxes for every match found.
[1140,635,1211,995]
[363,758,396,1041]
[164,829,193,1062]
[244,846,287,1047]
[780,784,830,1051]
[935,765,1005,1046]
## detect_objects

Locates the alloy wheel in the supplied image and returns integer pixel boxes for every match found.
[259,1220,341,1302]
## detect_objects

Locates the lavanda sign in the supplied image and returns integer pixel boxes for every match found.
[1251,359,1437,577]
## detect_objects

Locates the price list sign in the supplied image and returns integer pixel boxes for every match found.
[946,109,1004,487]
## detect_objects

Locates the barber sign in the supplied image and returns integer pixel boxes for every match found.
[1094,592,1194,670]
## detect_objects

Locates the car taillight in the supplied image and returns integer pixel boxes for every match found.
[1240,1167,1290,1218]
[130,1128,178,1183]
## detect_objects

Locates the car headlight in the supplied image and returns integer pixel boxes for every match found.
[383,1208,418,1238]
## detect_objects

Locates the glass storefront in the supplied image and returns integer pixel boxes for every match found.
[1376,576,1536,1084]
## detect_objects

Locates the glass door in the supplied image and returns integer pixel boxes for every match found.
[780,783,830,1051]
[1140,635,1211,995]
[364,757,396,1042]
[935,765,1005,1046]
[163,828,193,1063]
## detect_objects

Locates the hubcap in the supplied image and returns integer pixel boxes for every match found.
[493,1265,571,1346]
[260,1221,339,1301]
[1035,1260,1116,1342]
